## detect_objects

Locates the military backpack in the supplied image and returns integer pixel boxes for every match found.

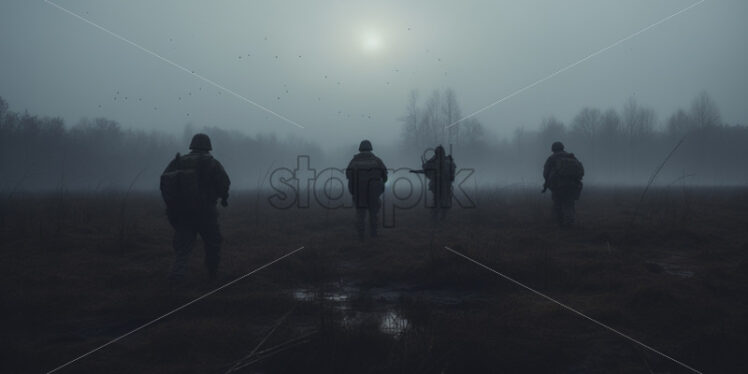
[549,155,584,194]
[160,153,209,211]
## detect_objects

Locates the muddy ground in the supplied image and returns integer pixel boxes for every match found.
[2,187,748,373]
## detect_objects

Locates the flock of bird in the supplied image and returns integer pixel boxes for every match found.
[97,28,451,123]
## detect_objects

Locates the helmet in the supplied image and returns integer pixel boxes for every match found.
[359,139,373,151]
[551,141,564,152]
[190,133,212,151]
[434,145,445,157]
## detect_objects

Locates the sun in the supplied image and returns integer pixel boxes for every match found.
[361,31,383,53]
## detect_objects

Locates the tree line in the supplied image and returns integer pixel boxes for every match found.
[399,89,748,186]
[0,96,322,192]
[1,89,746,193]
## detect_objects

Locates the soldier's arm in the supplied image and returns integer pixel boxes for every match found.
[542,157,553,181]
[542,156,554,192]
[213,160,230,201]
[378,158,388,183]
[163,153,180,174]
[345,159,355,181]
[425,160,439,179]
[345,160,355,194]
[421,159,432,176]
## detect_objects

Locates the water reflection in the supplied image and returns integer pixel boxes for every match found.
[292,286,410,337]
[379,310,409,336]
[293,288,350,302]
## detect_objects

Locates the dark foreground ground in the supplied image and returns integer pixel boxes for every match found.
[1,187,748,373]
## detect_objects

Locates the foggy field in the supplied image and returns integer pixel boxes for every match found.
[2,187,747,373]
[3,1,747,373]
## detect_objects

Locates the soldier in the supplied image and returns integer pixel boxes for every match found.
[412,145,456,221]
[346,140,388,240]
[160,133,230,281]
[542,141,584,228]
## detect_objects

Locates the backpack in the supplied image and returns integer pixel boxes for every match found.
[349,155,385,196]
[554,156,584,180]
[424,156,455,181]
[160,153,205,211]
[549,155,584,193]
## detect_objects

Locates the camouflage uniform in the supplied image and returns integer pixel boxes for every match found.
[422,146,456,220]
[162,134,230,281]
[543,142,583,228]
[346,140,388,239]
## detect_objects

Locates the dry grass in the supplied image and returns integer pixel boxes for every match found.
[1,187,747,373]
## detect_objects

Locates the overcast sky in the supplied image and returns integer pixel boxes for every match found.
[1,0,746,147]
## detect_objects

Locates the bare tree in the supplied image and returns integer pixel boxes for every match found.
[427,90,445,144]
[690,91,721,129]
[623,97,656,141]
[597,108,624,171]
[539,116,566,148]
[599,109,621,139]
[667,109,693,138]
[462,118,486,147]
[400,90,419,149]
[571,107,601,145]
[442,88,462,146]
[0,96,8,121]
[403,89,452,149]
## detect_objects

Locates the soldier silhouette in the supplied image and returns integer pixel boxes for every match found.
[543,141,584,228]
[412,145,456,221]
[160,133,230,281]
[346,140,388,240]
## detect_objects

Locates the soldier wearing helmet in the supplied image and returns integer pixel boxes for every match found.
[345,140,388,240]
[419,145,456,221]
[160,133,231,282]
[543,141,584,228]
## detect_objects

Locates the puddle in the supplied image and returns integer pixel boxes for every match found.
[651,261,695,279]
[293,288,350,303]
[292,289,315,301]
[292,284,414,337]
[664,268,695,278]
[379,310,409,336]
[338,310,409,336]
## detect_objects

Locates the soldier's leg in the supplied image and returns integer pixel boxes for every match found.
[351,195,365,239]
[439,190,451,220]
[369,195,381,237]
[565,199,577,226]
[355,208,366,239]
[551,193,563,226]
[198,217,222,280]
[557,197,574,228]
[430,191,439,220]
[171,223,196,281]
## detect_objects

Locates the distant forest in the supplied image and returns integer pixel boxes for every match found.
[1,90,747,193]
[0,96,323,192]
[399,89,748,186]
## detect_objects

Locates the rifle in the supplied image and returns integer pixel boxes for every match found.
[410,149,429,174]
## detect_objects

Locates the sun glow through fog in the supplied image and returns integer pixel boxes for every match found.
[361,31,383,53]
